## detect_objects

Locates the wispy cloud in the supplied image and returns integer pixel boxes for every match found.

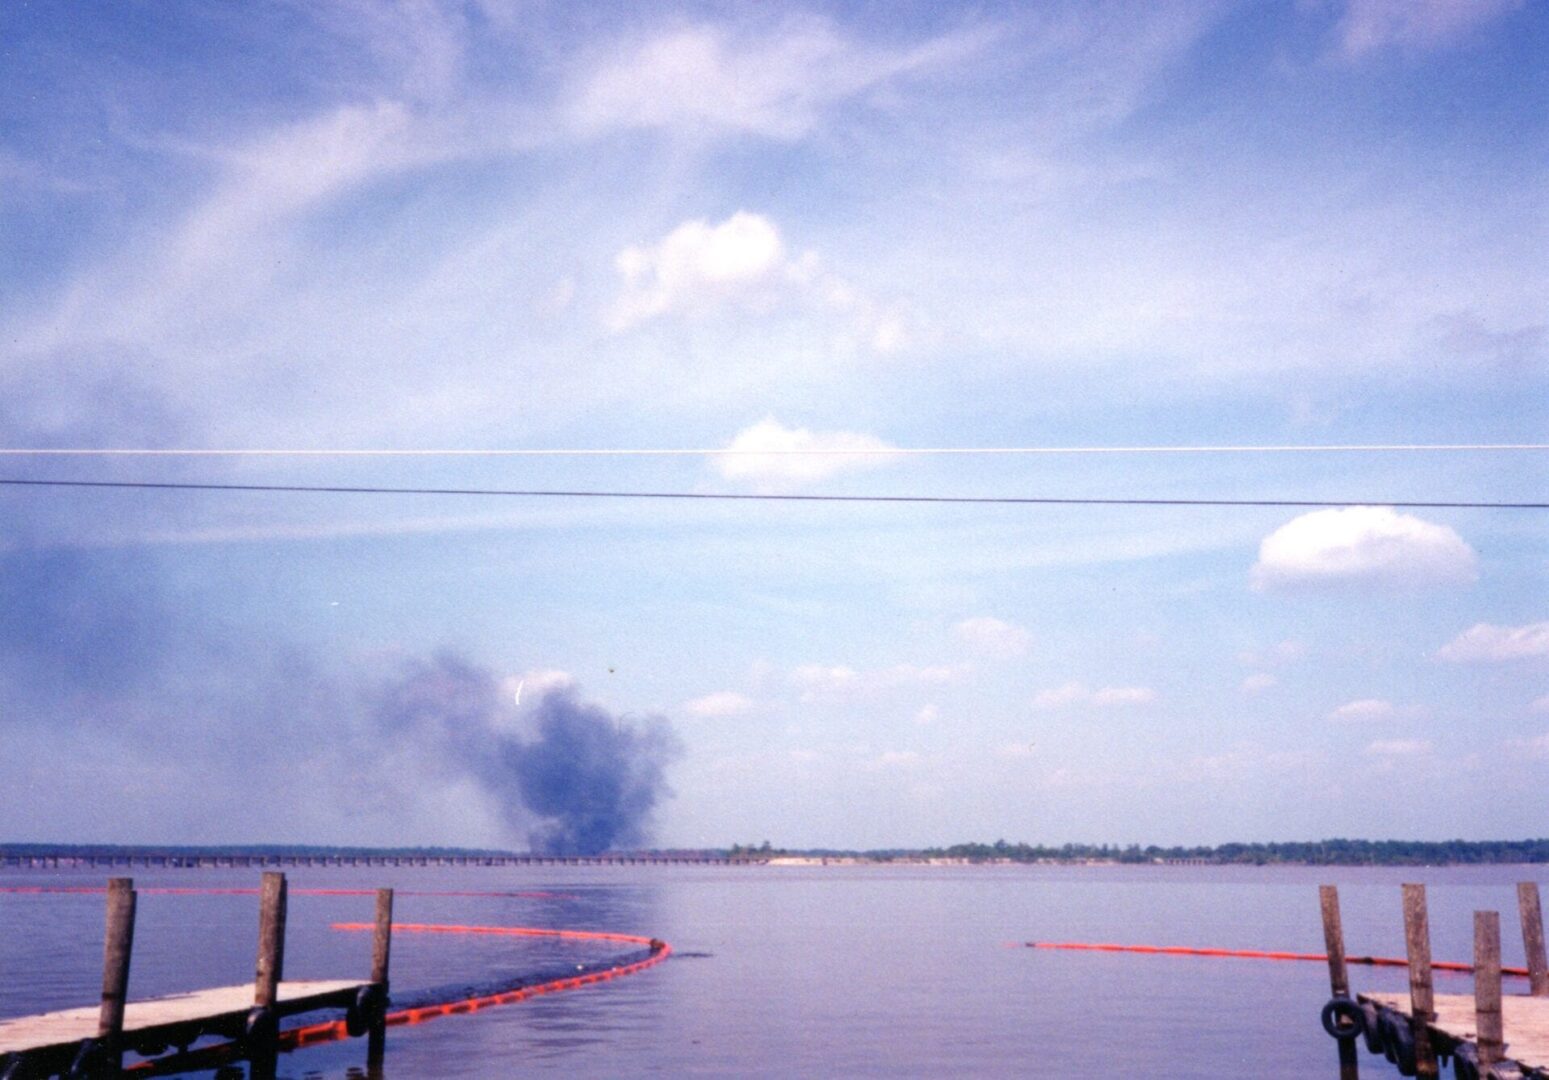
[567,17,987,140]
[1436,621,1549,663]
[1328,698,1399,722]
[1330,0,1524,59]
[791,661,965,701]
[1508,732,1549,760]
[1031,682,1156,709]
[684,691,756,718]
[1365,738,1433,758]
[1241,673,1278,695]
[713,417,898,489]
[952,616,1033,659]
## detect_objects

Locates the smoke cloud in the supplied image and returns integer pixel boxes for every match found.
[371,654,682,854]
[0,395,682,849]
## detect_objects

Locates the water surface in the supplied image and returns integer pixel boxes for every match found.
[2,863,1541,1077]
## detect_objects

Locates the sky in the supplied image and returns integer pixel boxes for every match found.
[0,0,1545,851]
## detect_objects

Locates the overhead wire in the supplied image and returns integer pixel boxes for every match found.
[0,477,1543,510]
[0,444,1544,457]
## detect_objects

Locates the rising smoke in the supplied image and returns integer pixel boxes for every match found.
[1,389,682,850]
[371,655,682,855]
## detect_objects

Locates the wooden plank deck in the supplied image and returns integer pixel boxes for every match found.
[1361,991,1549,1072]
[0,980,363,1055]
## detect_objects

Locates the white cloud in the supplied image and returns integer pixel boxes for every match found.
[1241,673,1278,695]
[866,749,924,772]
[1332,0,1522,59]
[1031,682,1156,709]
[952,616,1033,658]
[610,211,791,328]
[792,664,859,691]
[1237,640,1307,668]
[914,704,939,726]
[1365,738,1433,758]
[714,417,899,489]
[791,661,964,701]
[1093,686,1156,706]
[1509,733,1549,760]
[608,211,911,347]
[1251,507,1477,590]
[684,691,755,718]
[568,19,981,140]
[1437,621,1549,663]
[1328,698,1396,722]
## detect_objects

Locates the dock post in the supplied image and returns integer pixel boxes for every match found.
[1401,884,1438,1077]
[97,877,137,1075]
[1474,910,1504,1071]
[1318,884,1360,1080]
[368,887,394,1069]
[1519,882,1549,997]
[251,871,288,1078]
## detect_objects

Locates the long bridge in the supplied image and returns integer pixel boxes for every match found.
[1,850,755,869]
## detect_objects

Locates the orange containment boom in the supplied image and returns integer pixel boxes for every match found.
[1024,941,1532,978]
[273,922,672,1048]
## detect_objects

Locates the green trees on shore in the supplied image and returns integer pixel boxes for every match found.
[917,838,1549,865]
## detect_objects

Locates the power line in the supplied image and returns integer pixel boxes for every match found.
[1,477,1542,510]
[0,444,1544,457]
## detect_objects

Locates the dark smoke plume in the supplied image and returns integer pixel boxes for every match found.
[371,655,681,855]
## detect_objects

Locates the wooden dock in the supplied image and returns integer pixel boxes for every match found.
[0,873,392,1079]
[1358,991,1549,1074]
[1318,882,1549,1080]
[0,981,366,1075]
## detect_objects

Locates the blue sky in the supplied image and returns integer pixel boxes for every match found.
[1,0,1545,849]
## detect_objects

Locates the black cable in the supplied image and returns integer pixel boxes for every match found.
[0,477,1543,509]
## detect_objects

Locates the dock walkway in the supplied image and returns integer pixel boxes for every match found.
[0,981,363,1063]
[0,873,391,1078]
[1361,991,1549,1076]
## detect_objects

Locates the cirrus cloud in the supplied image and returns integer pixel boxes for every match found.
[1251,507,1477,590]
[1331,0,1523,59]
[569,18,984,140]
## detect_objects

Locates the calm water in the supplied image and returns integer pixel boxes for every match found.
[2,864,1542,1077]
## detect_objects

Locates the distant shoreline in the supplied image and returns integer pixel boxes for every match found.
[5,839,1548,868]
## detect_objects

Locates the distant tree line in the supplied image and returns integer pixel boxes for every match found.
[916,838,1549,866]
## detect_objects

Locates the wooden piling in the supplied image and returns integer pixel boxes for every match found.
[1319,884,1360,1080]
[1320,885,1350,995]
[368,888,393,1067]
[252,871,288,1078]
[1402,884,1439,1077]
[1475,910,1505,1070]
[254,871,287,1006]
[1520,882,1549,997]
[97,877,136,1074]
